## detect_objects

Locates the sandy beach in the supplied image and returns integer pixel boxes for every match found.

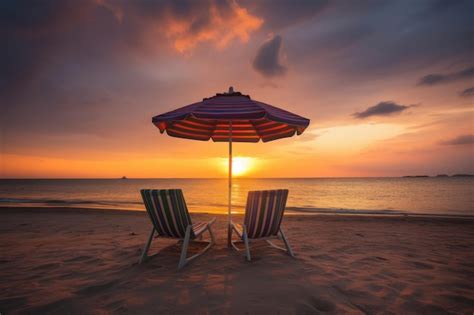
[0,207,473,314]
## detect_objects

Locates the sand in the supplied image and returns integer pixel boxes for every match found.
[0,207,473,314]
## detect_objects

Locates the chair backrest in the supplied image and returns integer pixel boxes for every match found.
[244,189,289,239]
[140,189,193,239]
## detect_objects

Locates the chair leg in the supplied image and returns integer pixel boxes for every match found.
[227,223,232,248]
[178,225,192,270]
[229,225,241,252]
[139,227,155,264]
[208,224,216,245]
[242,225,251,261]
[280,228,295,258]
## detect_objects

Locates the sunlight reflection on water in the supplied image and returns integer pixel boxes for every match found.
[0,178,472,216]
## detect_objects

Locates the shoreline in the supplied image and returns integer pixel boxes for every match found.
[1,205,473,221]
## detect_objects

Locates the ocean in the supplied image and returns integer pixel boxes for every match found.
[0,178,472,216]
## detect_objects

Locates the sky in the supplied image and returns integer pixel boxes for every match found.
[1,0,473,178]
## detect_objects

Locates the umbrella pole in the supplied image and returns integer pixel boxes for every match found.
[227,121,233,247]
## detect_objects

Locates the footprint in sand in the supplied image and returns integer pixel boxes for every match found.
[32,263,60,270]
[310,254,332,260]
[64,255,92,262]
[75,279,120,295]
[367,283,384,292]
[306,296,336,312]
[410,261,434,270]
[106,299,126,310]
[64,255,101,264]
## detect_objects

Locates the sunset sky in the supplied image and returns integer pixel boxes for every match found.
[1,0,473,178]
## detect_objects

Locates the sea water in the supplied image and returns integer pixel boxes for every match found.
[0,177,472,216]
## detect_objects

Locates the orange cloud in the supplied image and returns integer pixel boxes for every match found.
[163,1,263,53]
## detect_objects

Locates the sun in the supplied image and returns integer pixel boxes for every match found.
[221,157,254,177]
[232,157,253,176]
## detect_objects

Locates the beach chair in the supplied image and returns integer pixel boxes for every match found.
[229,189,295,261]
[139,189,216,269]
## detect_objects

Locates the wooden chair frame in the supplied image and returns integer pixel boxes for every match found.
[229,221,295,261]
[139,218,216,269]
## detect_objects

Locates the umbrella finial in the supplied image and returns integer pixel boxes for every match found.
[207,87,249,99]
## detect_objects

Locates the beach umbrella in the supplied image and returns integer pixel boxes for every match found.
[151,87,310,246]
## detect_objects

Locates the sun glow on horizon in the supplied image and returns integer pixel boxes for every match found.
[221,157,255,177]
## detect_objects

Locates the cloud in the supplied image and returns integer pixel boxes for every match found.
[0,0,263,97]
[459,87,474,97]
[283,1,474,79]
[418,66,474,86]
[240,0,329,30]
[439,134,474,145]
[100,0,263,53]
[155,0,263,53]
[298,132,319,142]
[253,35,286,77]
[353,101,415,119]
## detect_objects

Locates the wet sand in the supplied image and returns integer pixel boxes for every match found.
[0,207,473,314]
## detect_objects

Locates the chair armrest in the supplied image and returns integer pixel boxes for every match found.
[230,221,243,238]
[207,217,216,226]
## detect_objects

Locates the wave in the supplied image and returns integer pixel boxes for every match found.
[0,197,142,208]
[189,203,404,215]
[1,197,472,218]
[285,206,404,215]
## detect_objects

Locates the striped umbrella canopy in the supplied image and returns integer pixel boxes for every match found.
[151,87,310,246]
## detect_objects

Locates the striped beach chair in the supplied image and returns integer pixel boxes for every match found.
[230,189,295,261]
[139,189,216,269]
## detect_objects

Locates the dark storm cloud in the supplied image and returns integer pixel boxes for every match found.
[418,66,474,86]
[282,0,474,78]
[459,87,474,97]
[253,35,286,77]
[353,101,415,119]
[241,0,329,30]
[440,135,474,145]
[131,0,230,20]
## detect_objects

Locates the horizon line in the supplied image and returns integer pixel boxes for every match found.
[1,175,472,180]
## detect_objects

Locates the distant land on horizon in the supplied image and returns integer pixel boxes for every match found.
[1,175,473,180]
[402,174,474,178]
